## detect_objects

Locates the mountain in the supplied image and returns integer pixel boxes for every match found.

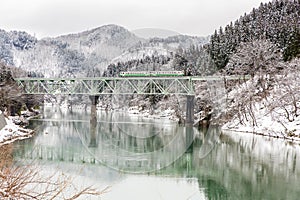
[11,25,144,77]
[112,35,209,64]
[132,28,180,39]
[0,24,209,78]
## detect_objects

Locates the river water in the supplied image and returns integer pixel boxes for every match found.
[13,106,300,200]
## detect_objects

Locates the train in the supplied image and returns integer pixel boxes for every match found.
[119,71,185,77]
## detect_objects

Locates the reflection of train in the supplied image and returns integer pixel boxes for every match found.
[119,71,185,77]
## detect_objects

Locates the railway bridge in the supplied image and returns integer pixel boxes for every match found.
[15,76,248,126]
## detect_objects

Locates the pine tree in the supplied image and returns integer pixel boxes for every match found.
[283,29,300,61]
[208,0,300,70]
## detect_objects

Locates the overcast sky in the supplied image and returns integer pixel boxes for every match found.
[0,0,271,39]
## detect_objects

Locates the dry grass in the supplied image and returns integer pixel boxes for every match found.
[0,144,110,199]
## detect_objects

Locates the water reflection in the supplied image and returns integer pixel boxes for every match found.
[13,107,300,200]
[15,107,197,173]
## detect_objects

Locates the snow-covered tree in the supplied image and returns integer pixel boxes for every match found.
[266,58,300,124]
[208,0,300,69]
[224,39,283,76]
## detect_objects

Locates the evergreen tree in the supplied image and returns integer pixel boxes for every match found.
[208,0,300,70]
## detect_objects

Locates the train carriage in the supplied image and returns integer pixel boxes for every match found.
[119,71,184,77]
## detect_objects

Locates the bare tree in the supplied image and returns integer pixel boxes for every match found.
[0,144,110,199]
[265,58,300,125]
[221,39,286,126]
[0,62,42,115]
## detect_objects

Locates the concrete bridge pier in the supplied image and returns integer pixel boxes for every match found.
[185,95,195,127]
[89,95,99,147]
[185,126,194,153]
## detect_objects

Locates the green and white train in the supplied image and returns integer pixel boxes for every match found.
[119,71,185,77]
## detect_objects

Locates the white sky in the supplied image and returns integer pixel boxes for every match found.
[0,0,271,39]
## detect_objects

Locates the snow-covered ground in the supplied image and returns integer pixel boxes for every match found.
[0,112,34,146]
[222,103,300,142]
[222,68,300,143]
[127,106,178,120]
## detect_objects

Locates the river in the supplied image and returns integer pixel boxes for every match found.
[12,106,300,200]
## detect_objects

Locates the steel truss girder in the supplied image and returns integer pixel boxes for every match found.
[14,75,249,95]
[14,77,194,95]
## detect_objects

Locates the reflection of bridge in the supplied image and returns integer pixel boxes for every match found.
[15,76,248,126]
[14,122,300,200]
[14,114,198,173]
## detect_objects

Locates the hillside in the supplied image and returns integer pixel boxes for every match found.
[132,28,180,39]
[0,25,208,78]
[209,0,300,140]
[208,0,300,69]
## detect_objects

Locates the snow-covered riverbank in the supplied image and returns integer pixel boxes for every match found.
[0,112,35,146]
[222,100,300,142]
[222,66,300,143]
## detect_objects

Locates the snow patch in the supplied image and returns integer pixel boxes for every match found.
[0,116,34,146]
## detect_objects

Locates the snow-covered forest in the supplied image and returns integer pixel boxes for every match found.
[209,0,299,69]
[212,0,300,140]
[0,0,299,140]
